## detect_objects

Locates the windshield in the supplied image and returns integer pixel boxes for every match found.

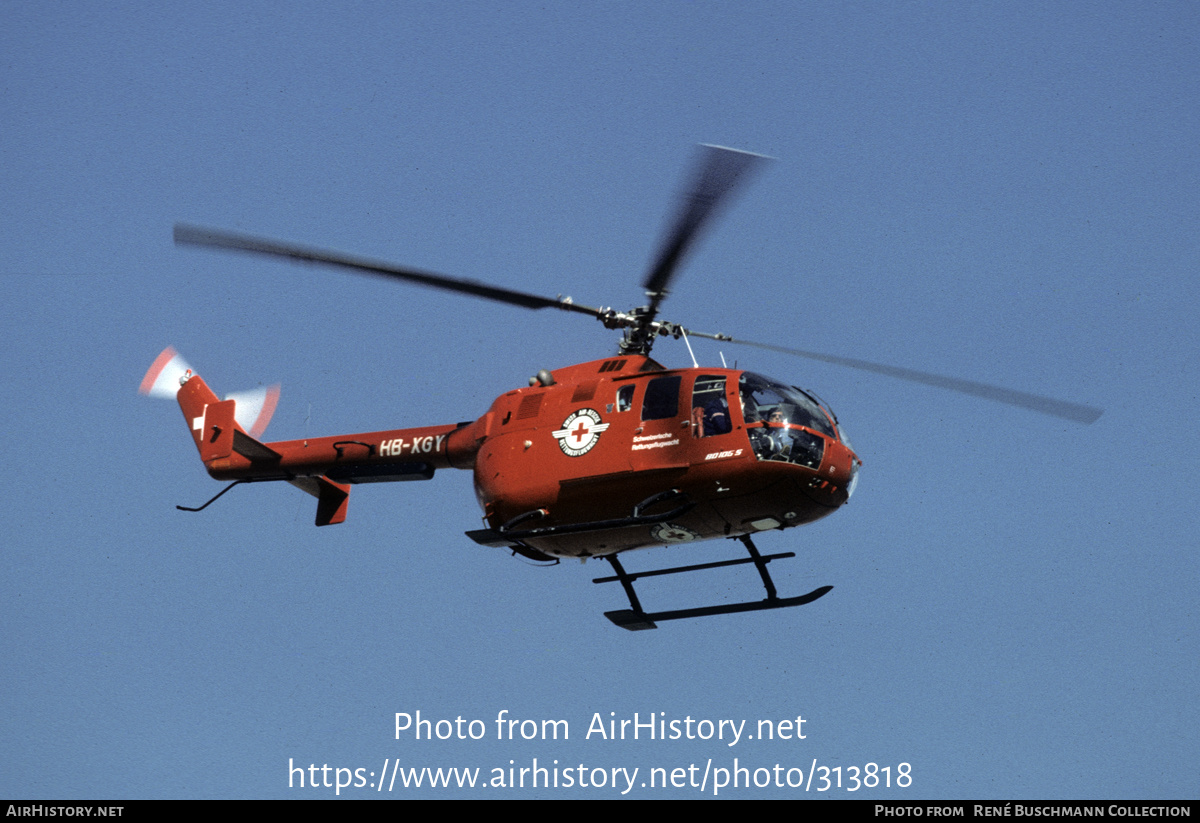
[738,373,837,439]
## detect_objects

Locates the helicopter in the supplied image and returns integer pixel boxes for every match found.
[145,145,1102,631]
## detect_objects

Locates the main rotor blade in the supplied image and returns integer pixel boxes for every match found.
[174,224,604,318]
[684,330,1103,424]
[643,145,770,316]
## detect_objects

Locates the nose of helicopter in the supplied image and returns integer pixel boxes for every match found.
[822,438,861,503]
[833,425,861,500]
[847,453,862,499]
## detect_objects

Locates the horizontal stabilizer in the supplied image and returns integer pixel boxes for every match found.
[287,476,351,526]
[232,430,281,462]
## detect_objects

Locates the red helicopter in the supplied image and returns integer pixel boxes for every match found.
[146,146,1102,630]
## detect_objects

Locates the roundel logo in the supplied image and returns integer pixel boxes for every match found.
[651,523,701,543]
[553,408,610,457]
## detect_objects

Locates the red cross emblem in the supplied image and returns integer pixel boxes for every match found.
[553,408,610,457]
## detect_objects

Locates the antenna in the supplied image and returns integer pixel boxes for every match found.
[680,328,699,368]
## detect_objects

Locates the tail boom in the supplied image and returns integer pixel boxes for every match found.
[175,373,479,525]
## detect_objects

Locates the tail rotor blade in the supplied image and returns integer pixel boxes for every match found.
[225,385,281,439]
[139,346,193,398]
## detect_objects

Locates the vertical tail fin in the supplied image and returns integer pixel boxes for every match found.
[176,373,235,462]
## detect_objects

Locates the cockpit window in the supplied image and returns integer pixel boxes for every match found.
[747,421,826,468]
[739,373,837,439]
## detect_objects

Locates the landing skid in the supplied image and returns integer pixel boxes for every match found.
[594,534,832,631]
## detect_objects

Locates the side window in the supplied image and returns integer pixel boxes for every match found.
[691,375,730,437]
[615,384,635,412]
[641,375,681,421]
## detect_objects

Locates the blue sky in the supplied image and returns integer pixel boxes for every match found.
[2,1,1196,799]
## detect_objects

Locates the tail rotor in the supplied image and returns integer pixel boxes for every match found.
[139,346,281,438]
[139,346,193,398]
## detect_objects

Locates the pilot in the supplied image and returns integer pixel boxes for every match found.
[766,409,790,458]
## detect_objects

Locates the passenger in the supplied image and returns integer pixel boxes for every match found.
[704,397,732,436]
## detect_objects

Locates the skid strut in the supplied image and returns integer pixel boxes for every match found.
[594,534,832,631]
